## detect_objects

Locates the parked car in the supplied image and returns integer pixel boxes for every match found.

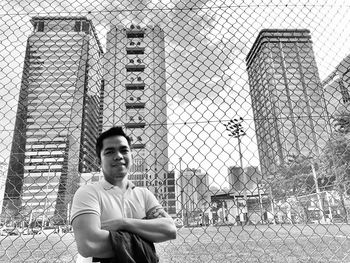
[30,228,42,235]
[1,227,22,236]
[61,225,73,233]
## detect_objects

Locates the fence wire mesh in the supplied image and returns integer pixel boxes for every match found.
[1,0,350,262]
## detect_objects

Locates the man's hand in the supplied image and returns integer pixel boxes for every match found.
[146,207,170,219]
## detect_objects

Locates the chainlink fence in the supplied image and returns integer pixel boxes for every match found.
[1,0,350,262]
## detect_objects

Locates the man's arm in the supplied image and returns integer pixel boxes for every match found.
[72,214,114,258]
[101,207,177,243]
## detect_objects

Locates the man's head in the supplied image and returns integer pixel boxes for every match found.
[95,127,132,185]
[96,126,131,160]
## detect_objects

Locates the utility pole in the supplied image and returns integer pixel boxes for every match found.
[41,168,50,230]
[179,157,185,225]
[257,182,264,222]
[310,160,325,223]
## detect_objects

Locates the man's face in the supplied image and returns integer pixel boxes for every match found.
[100,135,132,185]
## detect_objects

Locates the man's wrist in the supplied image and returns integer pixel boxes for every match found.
[120,218,130,231]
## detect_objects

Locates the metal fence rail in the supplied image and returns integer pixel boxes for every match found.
[1,0,350,262]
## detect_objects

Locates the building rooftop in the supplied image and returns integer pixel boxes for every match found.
[30,16,104,54]
[246,29,311,69]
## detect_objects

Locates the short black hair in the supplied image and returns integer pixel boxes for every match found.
[95,126,132,161]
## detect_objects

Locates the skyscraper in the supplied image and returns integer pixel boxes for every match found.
[3,17,104,223]
[246,29,331,176]
[103,24,174,215]
[322,54,350,126]
[227,166,244,195]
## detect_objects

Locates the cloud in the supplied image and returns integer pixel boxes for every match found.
[7,0,349,107]
[2,0,350,180]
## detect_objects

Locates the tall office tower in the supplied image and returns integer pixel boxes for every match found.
[228,166,262,195]
[322,54,350,125]
[244,166,263,195]
[246,29,330,176]
[228,166,245,195]
[3,17,104,224]
[103,24,172,213]
[178,168,210,221]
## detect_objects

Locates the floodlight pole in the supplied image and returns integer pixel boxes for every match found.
[224,117,248,223]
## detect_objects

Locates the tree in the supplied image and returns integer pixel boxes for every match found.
[265,155,316,202]
[332,104,350,134]
[261,155,326,223]
[320,106,350,222]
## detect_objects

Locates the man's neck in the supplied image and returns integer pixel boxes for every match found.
[108,177,128,190]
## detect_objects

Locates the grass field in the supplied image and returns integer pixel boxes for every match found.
[1,224,349,263]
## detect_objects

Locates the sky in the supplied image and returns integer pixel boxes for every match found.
[1,0,350,187]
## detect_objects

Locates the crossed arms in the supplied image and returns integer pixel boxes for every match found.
[72,207,177,258]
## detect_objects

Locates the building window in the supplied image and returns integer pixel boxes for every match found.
[38,21,44,32]
[82,21,90,34]
[74,21,81,32]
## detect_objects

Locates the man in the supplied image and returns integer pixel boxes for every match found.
[71,127,177,262]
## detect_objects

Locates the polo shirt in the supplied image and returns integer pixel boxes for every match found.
[70,178,161,225]
[71,179,161,263]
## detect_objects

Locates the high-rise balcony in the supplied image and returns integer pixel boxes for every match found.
[126,46,145,55]
[125,122,146,129]
[125,82,145,90]
[125,102,145,109]
[126,64,146,72]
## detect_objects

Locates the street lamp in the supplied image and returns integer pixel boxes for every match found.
[224,117,248,223]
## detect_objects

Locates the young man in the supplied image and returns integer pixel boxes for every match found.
[71,127,176,262]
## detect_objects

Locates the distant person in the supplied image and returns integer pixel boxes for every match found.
[71,126,177,263]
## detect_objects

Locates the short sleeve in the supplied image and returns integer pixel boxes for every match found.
[143,188,161,214]
[70,185,100,224]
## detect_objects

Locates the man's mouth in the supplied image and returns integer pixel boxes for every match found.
[112,163,125,166]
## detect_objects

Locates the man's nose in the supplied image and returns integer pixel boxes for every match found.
[113,151,122,160]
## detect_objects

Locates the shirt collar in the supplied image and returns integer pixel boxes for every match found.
[101,178,135,191]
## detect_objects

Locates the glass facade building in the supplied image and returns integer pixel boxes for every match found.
[3,17,104,223]
[246,29,331,177]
